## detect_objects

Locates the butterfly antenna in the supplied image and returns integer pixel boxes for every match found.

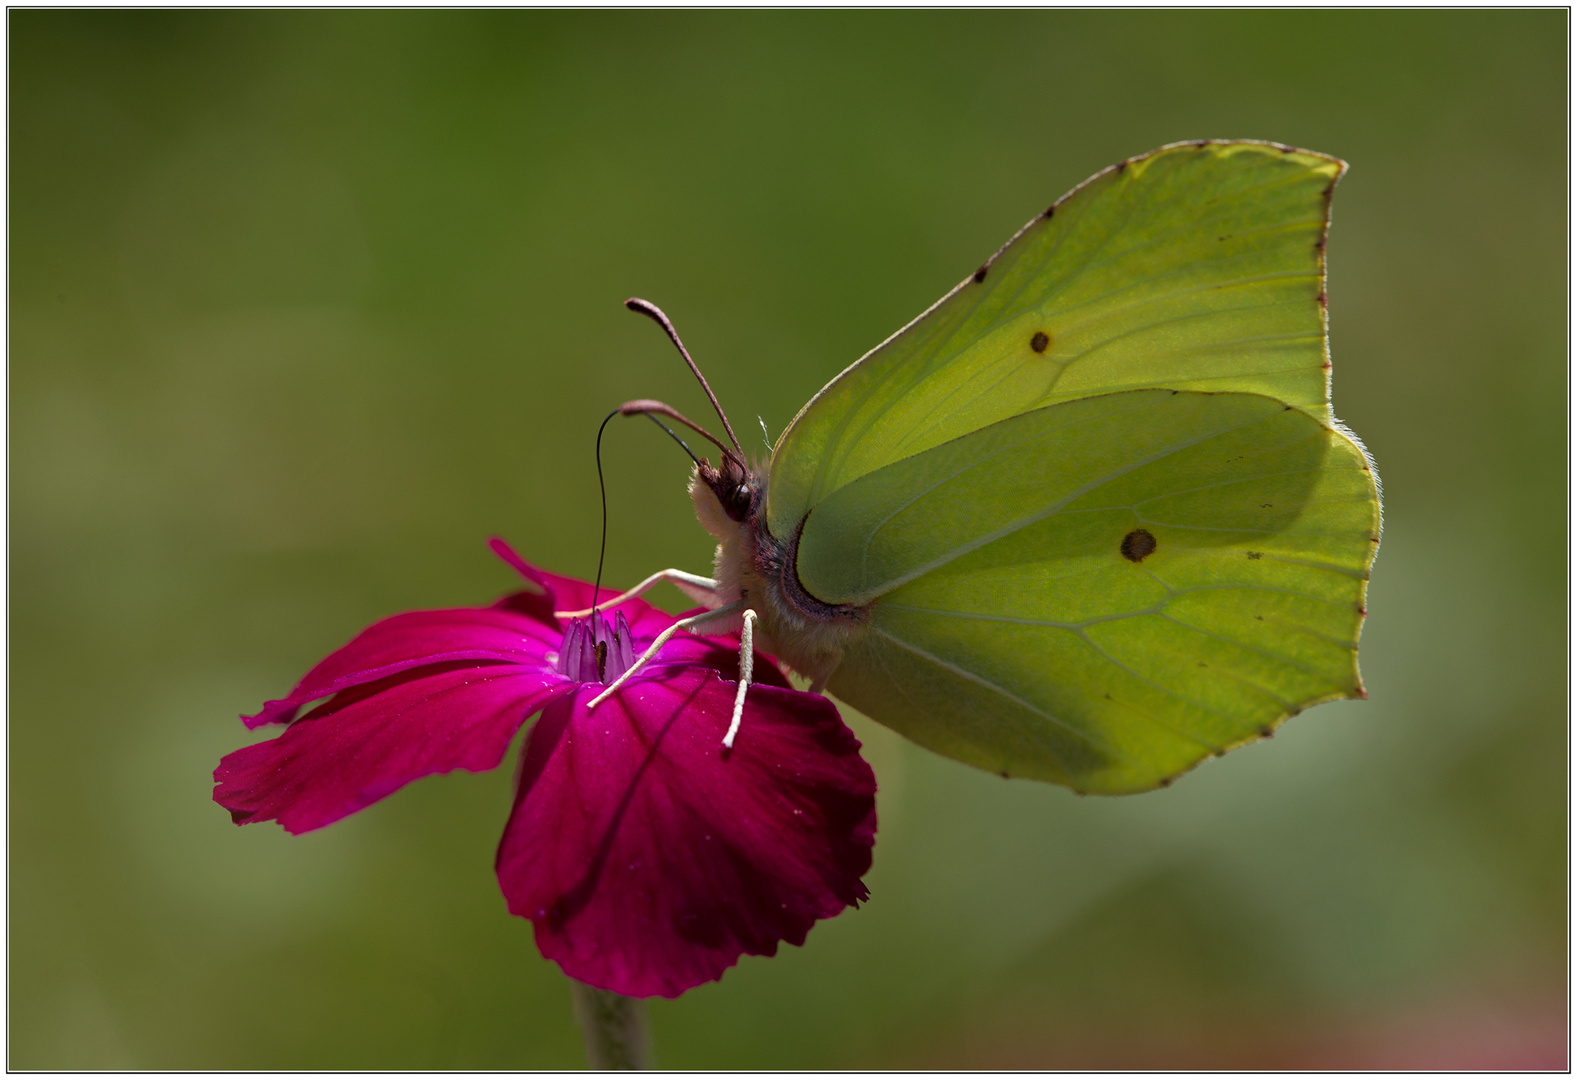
[645,414,704,469]
[590,408,619,614]
[625,297,745,460]
[618,398,736,460]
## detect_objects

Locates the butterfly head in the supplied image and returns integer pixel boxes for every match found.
[697,453,761,524]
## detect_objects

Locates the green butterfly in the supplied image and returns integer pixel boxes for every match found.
[583,139,1381,795]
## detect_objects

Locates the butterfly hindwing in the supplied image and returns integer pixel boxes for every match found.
[802,390,1378,792]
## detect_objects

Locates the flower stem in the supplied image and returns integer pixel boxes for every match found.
[570,980,651,1070]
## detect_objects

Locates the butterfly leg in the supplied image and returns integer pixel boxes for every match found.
[587,598,746,709]
[722,608,758,749]
[554,568,722,618]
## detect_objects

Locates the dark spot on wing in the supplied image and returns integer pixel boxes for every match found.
[1315,237,1326,252]
[1121,529,1157,563]
[973,264,989,283]
[1044,204,1056,219]
[1116,160,1128,173]
[1246,551,1262,560]
[1317,292,1328,306]
[1255,615,1264,621]
[1260,726,1274,738]
[1323,180,1336,198]
[1030,330,1050,353]
[1192,139,1210,148]
[1158,776,1173,788]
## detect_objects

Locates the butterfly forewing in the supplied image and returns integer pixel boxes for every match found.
[768,141,1343,540]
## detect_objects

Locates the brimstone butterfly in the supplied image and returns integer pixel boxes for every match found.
[582,139,1380,795]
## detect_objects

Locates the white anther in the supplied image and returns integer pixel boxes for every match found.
[723,608,758,750]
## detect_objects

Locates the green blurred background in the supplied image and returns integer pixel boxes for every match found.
[10,9,1567,1069]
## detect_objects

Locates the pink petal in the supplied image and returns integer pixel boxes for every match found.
[243,607,562,729]
[216,664,572,834]
[496,671,876,998]
[489,536,600,614]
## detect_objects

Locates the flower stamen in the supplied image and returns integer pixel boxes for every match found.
[558,611,637,686]
[587,599,747,709]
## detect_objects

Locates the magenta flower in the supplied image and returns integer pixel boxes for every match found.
[214,539,876,998]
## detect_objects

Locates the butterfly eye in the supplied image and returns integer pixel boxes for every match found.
[724,483,755,521]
